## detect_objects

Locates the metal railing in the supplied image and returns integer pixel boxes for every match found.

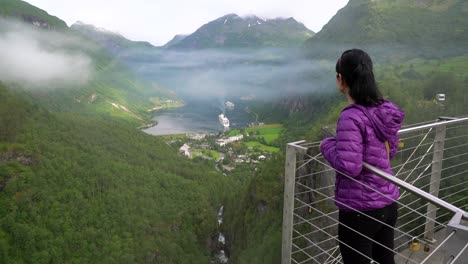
[282,117,468,264]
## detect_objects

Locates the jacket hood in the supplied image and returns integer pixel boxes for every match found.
[350,100,405,141]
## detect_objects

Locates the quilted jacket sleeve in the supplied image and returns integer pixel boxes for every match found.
[389,134,399,159]
[320,110,364,177]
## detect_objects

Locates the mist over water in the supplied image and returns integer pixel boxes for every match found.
[126,47,336,134]
[122,47,334,101]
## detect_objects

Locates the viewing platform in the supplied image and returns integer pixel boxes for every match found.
[282,116,468,264]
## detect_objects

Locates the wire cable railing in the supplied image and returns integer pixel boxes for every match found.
[282,116,468,264]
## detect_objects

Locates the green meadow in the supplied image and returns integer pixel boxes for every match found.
[244,141,280,153]
[228,124,284,144]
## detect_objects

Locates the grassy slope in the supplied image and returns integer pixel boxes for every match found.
[226,125,284,153]
[27,43,162,126]
[229,125,283,138]
[244,142,280,153]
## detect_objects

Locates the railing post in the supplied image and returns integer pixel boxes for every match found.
[282,143,297,264]
[424,124,447,243]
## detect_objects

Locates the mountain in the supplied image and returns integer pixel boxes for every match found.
[70,22,179,102]
[170,14,315,49]
[71,21,156,55]
[0,1,175,125]
[0,0,67,29]
[304,0,468,59]
[162,34,187,48]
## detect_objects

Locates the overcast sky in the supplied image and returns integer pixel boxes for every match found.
[26,0,349,46]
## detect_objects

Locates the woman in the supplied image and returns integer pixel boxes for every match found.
[320,49,405,264]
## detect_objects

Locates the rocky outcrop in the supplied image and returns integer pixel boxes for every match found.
[21,14,50,29]
[0,152,37,191]
[279,96,307,113]
[0,152,37,166]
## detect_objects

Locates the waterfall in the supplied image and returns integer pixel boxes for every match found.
[213,205,229,263]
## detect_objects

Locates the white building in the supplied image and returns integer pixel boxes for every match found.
[186,133,206,140]
[436,94,446,102]
[229,134,243,141]
[217,134,244,146]
[179,144,191,157]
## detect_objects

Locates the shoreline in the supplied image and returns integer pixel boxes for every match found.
[137,122,158,130]
[141,100,185,130]
[147,101,185,113]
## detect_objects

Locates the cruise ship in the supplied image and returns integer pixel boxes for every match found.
[218,114,230,128]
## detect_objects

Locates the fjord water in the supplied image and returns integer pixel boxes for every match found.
[143,99,254,135]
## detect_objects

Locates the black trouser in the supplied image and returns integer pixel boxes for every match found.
[338,202,398,264]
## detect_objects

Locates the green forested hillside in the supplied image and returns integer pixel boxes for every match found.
[0,1,231,262]
[305,0,468,59]
[31,53,160,126]
[21,36,167,126]
[0,83,230,263]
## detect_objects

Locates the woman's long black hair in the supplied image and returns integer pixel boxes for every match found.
[336,49,383,106]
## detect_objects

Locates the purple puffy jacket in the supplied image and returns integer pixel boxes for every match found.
[320,100,405,211]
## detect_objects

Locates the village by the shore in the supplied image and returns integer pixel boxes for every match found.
[164,124,283,174]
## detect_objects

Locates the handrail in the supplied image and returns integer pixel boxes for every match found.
[283,115,468,264]
[363,162,468,220]
[399,116,468,134]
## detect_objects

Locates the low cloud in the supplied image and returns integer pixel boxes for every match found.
[125,48,336,101]
[0,19,92,88]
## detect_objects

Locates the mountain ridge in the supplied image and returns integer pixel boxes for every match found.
[71,21,156,54]
[169,13,315,49]
[0,0,67,29]
[162,34,187,48]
